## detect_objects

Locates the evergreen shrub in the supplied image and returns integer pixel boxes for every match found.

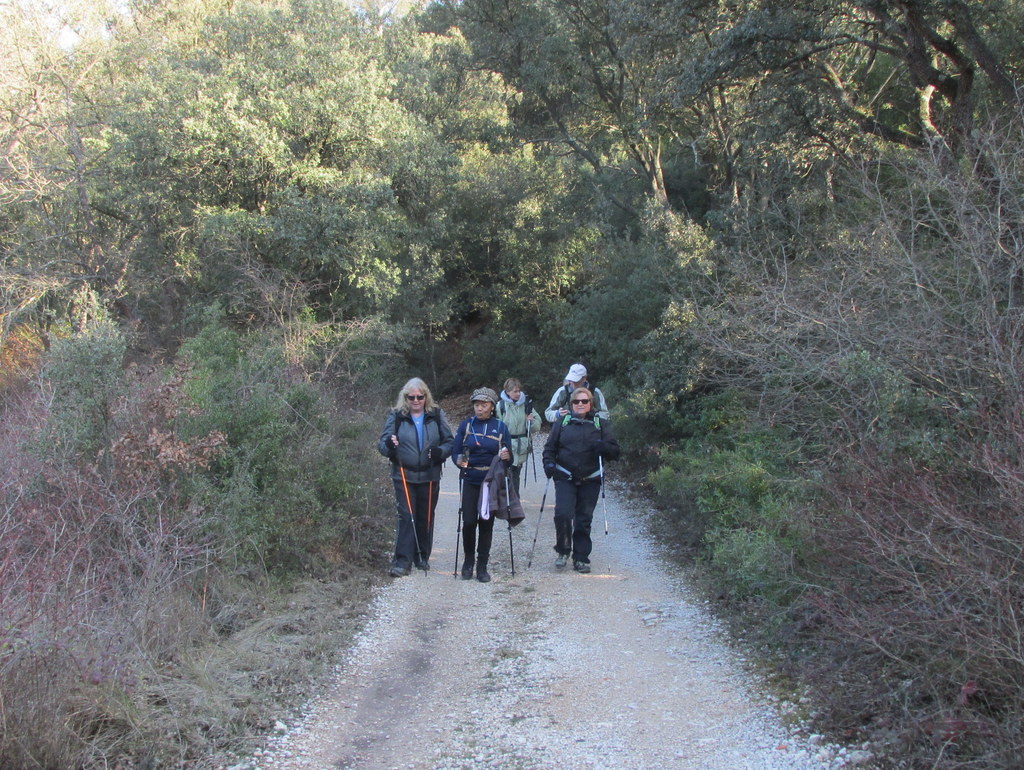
[39,316,127,462]
[462,322,563,401]
[647,391,810,604]
[177,309,382,572]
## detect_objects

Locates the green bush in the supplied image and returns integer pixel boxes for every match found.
[176,308,382,571]
[705,527,795,603]
[834,350,958,467]
[462,321,565,399]
[647,391,810,604]
[550,206,714,392]
[39,315,127,463]
[319,315,419,398]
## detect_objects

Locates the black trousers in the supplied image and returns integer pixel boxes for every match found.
[460,481,494,565]
[552,478,601,564]
[392,478,438,568]
[508,464,522,495]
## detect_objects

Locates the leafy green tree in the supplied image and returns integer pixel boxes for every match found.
[378,13,604,386]
[101,3,409,324]
[0,0,134,347]
[843,1,1022,139]
[427,0,693,213]
[549,204,713,391]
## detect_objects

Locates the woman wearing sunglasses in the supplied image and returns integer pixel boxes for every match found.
[542,386,621,573]
[379,378,454,577]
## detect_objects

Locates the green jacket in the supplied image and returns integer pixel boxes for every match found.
[496,393,541,467]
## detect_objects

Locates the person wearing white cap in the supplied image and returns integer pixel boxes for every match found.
[451,387,513,582]
[543,363,610,423]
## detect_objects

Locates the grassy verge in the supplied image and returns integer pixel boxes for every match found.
[0,315,398,767]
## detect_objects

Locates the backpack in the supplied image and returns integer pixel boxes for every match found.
[560,413,601,431]
[496,396,534,434]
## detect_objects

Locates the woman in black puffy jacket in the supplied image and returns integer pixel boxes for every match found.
[542,386,620,573]
[378,378,454,576]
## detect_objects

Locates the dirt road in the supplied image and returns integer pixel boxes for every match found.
[253,441,850,769]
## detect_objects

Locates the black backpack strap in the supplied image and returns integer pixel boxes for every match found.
[556,384,572,410]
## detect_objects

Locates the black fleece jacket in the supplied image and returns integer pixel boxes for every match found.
[542,412,620,481]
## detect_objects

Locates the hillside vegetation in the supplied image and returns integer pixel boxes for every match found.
[3,0,1024,766]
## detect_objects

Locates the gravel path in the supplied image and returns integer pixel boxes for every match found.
[250,443,864,770]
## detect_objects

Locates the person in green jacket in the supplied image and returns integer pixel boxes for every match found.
[495,377,541,494]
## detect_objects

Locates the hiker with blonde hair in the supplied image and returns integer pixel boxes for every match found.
[496,377,542,493]
[378,378,453,577]
[542,386,620,573]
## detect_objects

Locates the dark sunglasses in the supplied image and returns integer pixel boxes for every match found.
[571,398,591,404]
[406,394,425,401]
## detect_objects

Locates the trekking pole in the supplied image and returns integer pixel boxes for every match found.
[427,479,436,565]
[519,442,527,491]
[399,466,426,572]
[526,476,550,568]
[427,480,434,532]
[599,456,608,536]
[453,473,463,578]
[504,470,515,576]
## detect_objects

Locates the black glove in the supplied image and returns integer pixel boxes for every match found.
[544,463,556,479]
[595,440,606,457]
[427,446,442,464]
[387,444,398,462]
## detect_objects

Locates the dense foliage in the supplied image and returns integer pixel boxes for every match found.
[3,0,1024,765]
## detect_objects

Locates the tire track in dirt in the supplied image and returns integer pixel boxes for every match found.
[253,438,849,770]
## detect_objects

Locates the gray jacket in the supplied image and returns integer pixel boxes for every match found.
[378,408,454,483]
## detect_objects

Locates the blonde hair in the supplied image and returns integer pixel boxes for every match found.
[571,386,594,407]
[395,377,437,413]
[503,377,522,393]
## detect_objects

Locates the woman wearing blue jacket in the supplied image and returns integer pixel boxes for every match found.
[379,378,454,577]
[451,387,512,583]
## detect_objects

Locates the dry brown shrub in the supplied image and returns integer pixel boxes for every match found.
[0,366,225,766]
[681,111,1024,765]
[808,427,1024,765]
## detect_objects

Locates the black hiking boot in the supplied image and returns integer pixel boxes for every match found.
[415,557,430,572]
[476,563,491,583]
[461,559,475,580]
[389,564,410,577]
[573,561,591,574]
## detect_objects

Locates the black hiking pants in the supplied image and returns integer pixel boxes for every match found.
[460,481,494,566]
[552,478,600,564]
[509,464,522,495]
[392,479,438,569]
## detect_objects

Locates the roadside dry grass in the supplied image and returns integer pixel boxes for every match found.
[0,364,396,768]
[183,573,387,768]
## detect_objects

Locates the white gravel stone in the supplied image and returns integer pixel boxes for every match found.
[251,436,849,770]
